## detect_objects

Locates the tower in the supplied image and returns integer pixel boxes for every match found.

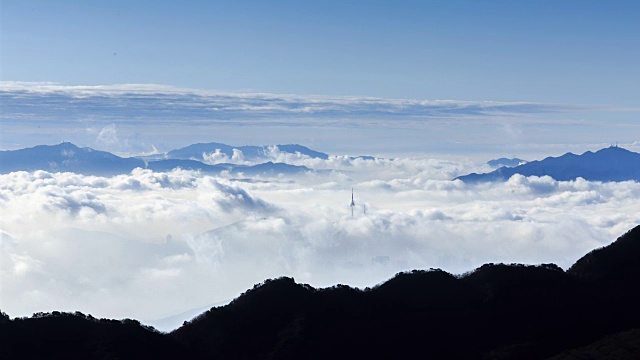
[350,188,355,217]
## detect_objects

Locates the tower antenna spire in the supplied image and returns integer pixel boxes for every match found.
[350,188,355,217]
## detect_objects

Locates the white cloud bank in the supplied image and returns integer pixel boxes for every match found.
[1,155,639,329]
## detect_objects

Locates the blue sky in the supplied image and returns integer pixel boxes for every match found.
[2,1,640,155]
[4,0,640,102]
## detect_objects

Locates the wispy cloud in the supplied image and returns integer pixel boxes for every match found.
[0,81,577,124]
[4,81,635,157]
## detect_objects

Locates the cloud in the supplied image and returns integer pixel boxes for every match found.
[96,123,120,147]
[0,81,574,117]
[4,82,639,157]
[0,82,578,133]
[207,179,275,212]
[1,155,640,329]
[202,148,248,165]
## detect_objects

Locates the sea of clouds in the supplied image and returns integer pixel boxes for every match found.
[2,81,640,330]
[2,153,639,330]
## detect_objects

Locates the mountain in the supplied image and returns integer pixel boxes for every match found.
[0,143,313,176]
[166,142,264,160]
[168,225,640,359]
[146,160,310,176]
[164,142,329,162]
[146,159,226,173]
[4,222,640,358]
[457,146,640,183]
[568,225,640,284]
[146,301,230,333]
[0,142,145,176]
[0,311,192,359]
[274,144,329,160]
[487,157,527,168]
[548,328,640,360]
[351,155,377,161]
[229,161,310,175]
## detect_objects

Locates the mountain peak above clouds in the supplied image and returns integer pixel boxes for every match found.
[164,142,329,162]
[0,141,323,176]
[457,146,640,183]
[487,157,527,168]
[0,142,145,176]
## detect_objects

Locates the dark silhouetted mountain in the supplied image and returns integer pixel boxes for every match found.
[457,146,640,183]
[0,311,194,359]
[487,157,527,168]
[547,328,640,360]
[164,142,329,161]
[169,225,640,360]
[0,142,145,176]
[4,225,640,359]
[568,225,640,284]
[566,226,640,334]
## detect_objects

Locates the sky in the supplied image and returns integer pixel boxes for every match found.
[2,1,640,329]
[2,1,640,156]
[3,1,640,103]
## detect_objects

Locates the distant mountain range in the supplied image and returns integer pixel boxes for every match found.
[0,142,321,176]
[0,142,145,176]
[487,157,527,168]
[458,146,640,183]
[4,143,640,183]
[142,142,329,162]
[4,225,640,359]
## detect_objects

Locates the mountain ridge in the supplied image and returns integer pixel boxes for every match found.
[164,142,329,162]
[457,146,640,183]
[0,142,145,176]
[3,225,640,359]
[0,142,318,176]
[487,157,527,168]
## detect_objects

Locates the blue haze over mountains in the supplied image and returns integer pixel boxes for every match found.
[160,143,329,162]
[0,143,145,176]
[2,142,640,184]
[459,146,640,183]
[0,142,326,176]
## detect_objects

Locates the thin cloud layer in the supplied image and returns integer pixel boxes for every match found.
[1,81,590,155]
[1,156,639,329]
[1,82,571,123]
[4,82,636,158]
